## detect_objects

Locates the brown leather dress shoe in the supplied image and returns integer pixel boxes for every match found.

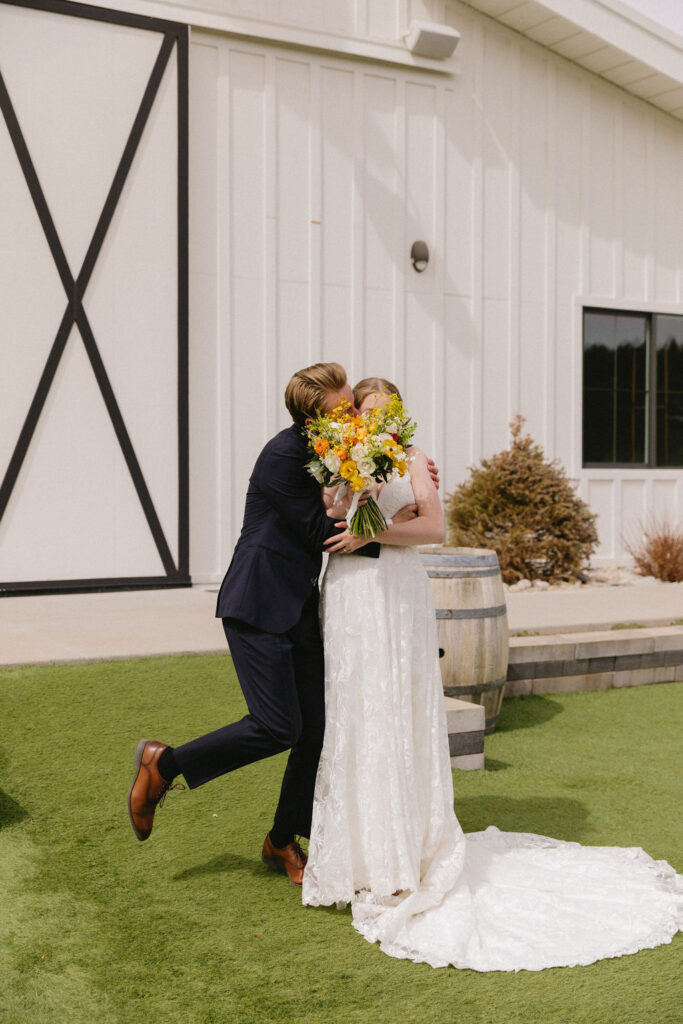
[128,739,179,841]
[261,832,307,886]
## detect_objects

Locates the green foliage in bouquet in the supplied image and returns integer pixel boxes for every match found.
[446,416,598,584]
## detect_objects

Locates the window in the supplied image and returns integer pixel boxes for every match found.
[583,308,683,467]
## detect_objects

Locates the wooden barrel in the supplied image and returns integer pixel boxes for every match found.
[420,546,509,734]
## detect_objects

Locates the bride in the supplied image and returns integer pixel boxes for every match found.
[302,376,682,972]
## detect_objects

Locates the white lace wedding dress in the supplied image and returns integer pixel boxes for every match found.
[302,474,683,971]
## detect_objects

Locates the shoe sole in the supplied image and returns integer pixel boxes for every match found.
[261,852,303,886]
[128,738,151,842]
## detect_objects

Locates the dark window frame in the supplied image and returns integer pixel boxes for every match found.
[582,305,683,470]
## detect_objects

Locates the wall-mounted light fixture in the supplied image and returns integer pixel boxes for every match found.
[411,240,429,272]
[403,21,460,60]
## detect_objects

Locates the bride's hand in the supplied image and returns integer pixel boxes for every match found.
[324,523,369,554]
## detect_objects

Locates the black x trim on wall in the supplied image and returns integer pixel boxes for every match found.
[0,0,189,595]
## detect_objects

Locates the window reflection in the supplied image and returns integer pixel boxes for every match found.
[583,311,649,464]
[656,316,683,468]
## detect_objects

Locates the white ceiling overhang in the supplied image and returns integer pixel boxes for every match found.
[460,0,683,121]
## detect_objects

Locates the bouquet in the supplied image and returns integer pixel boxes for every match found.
[304,393,417,537]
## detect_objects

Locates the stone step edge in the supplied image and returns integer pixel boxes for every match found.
[506,626,683,695]
[509,616,682,636]
[509,625,683,663]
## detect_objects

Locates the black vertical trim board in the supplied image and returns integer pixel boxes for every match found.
[0,0,190,594]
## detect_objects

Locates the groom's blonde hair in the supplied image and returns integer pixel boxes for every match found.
[285,362,347,427]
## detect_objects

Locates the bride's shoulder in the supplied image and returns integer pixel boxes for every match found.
[406,446,427,468]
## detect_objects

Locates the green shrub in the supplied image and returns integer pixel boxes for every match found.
[446,416,598,584]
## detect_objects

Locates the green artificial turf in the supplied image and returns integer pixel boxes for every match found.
[1,654,681,1024]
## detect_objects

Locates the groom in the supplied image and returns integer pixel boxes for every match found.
[128,362,409,884]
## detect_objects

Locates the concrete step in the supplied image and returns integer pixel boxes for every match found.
[506,625,683,696]
[445,696,485,770]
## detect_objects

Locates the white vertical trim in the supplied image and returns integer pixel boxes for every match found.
[580,77,591,302]
[355,0,368,37]
[613,96,623,301]
[507,38,521,426]
[219,43,233,571]
[351,67,365,384]
[645,116,655,303]
[545,58,557,454]
[397,0,409,38]
[433,78,447,463]
[471,16,484,464]
[309,59,322,364]
[264,51,278,439]
[394,73,407,388]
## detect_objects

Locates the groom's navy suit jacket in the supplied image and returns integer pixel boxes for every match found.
[216,424,379,633]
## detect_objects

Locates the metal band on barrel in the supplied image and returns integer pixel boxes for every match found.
[435,604,507,620]
[427,567,500,579]
[443,676,507,696]
[421,554,499,567]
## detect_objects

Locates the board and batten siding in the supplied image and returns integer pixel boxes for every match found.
[188,1,683,582]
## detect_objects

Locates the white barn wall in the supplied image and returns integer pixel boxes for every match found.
[128,0,448,42]
[188,0,683,582]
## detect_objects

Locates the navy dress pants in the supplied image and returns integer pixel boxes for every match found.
[172,588,325,839]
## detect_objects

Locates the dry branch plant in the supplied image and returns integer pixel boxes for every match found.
[446,416,598,585]
[624,518,683,583]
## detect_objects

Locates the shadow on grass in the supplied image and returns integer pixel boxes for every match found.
[496,694,564,733]
[454,794,592,842]
[173,850,269,883]
[0,789,29,829]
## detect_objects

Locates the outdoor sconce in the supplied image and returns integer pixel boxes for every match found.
[411,240,429,272]
[404,21,460,60]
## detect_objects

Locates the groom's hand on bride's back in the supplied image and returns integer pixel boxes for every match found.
[393,503,418,524]
[427,458,440,490]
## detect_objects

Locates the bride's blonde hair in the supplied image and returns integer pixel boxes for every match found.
[353,376,403,407]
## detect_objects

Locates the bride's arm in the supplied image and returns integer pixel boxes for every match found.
[324,450,444,553]
[375,450,445,546]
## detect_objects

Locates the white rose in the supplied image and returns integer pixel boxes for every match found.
[324,453,341,473]
[308,461,327,484]
[357,458,376,476]
[351,443,368,462]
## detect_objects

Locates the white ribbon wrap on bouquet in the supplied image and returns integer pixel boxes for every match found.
[329,481,361,526]
[345,487,364,527]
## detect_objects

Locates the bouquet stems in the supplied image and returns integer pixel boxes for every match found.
[348,494,388,538]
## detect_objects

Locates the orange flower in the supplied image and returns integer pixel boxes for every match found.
[314,438,330,456]
[334,445,348,461]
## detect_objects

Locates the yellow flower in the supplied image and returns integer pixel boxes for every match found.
[340,459,357,480]
[350,475,366,492]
